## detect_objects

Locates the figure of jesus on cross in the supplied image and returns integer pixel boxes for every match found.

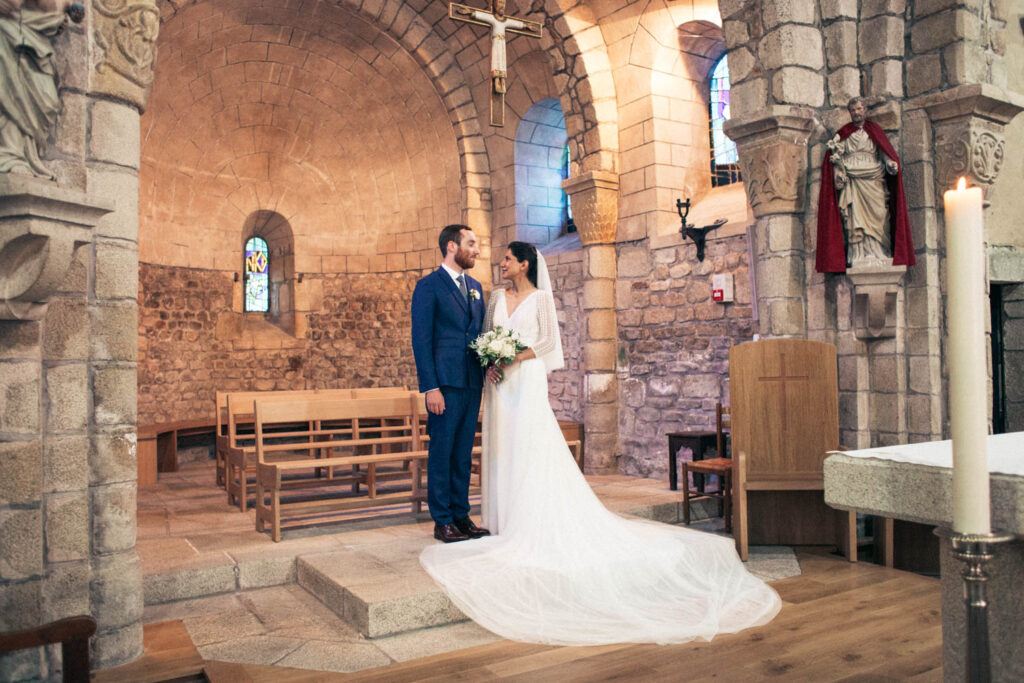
[449,1,542,127]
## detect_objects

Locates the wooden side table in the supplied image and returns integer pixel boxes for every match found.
[666,431,718,491]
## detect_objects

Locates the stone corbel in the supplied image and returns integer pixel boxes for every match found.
[846,263,907,339]
[91,0,161,111]
[562,171,619,245]
[910,84,1024,199]
[723,106,816,218]
[0,176,112,321]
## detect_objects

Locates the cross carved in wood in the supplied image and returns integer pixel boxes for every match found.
[756,353,810,430]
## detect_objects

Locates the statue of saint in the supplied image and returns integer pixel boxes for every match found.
[0,0,84,180]
[816,97,916,272]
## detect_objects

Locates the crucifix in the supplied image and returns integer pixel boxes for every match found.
[756,353,809,431]
[449,1,543,127]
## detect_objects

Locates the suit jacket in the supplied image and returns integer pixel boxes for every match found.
[411,268,485,393]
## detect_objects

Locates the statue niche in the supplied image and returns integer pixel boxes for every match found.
[0,0,84,180]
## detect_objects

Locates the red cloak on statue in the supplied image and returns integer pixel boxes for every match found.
[815,120,915,273]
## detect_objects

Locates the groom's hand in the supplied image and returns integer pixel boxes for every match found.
[425,389,445,415]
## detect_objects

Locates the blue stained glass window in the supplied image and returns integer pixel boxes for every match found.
[244,236,269,313]
[710,57,737,164]
[709,56,742,187]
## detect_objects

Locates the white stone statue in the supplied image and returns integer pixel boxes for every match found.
[0,0,83,179]
[449,1,541,126]
[827,98,899,262]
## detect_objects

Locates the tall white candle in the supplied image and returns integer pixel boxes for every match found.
[943,177,990,535]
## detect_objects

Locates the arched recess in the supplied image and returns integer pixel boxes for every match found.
[152,0,493,264]
[514,98,569,245]
[536,0,620,175]
[241,210,296,332]
[617,7,749,240]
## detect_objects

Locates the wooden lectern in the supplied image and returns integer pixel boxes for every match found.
[729,338,857,561]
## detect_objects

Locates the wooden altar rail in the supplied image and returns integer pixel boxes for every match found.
[0,616,96,683]
[222,387,409,511]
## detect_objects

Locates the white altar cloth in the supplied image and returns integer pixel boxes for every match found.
[829,431,1024,477]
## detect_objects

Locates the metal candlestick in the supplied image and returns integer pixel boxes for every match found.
[934,527,1015,683]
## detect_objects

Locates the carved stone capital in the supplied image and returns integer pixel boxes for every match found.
[909,84,1024,196]
[0,176,112,320]
[724,106,816,218]
[846,263,907,339]
[91,0,161,111]
[562,170,619,245]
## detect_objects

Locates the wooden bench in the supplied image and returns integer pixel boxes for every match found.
[224,387,409,510]
[137,418,217,486]
[253,393,434,541]
[559,421,585,470]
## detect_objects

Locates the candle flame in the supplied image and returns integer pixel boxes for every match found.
[957,177,966,191]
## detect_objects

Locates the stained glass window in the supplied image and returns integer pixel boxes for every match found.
[709,56,742,187]
[244,236,269,313]
[562,143,575,232]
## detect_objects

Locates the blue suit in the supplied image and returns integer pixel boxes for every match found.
[411,268,485,525]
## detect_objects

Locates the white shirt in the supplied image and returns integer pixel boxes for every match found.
[441,263,466,286]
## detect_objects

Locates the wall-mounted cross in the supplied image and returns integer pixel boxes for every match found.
[449,1,542,127]
[756,353,809,430]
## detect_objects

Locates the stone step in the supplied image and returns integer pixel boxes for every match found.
[292,496,722,639]
[297,544,465,638]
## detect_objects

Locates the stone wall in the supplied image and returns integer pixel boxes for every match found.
[1002,284,1024,432]
[616,233,755,477]
[139,262,585,425]
[544,251,585,422]
[138,265,421,424]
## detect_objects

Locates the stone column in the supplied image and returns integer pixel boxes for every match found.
[563,171,619,473]
[724,107,815,338]
[0,2,159,677]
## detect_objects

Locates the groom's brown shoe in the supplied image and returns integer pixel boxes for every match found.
[454,517,491,539]
[434,523,469,543]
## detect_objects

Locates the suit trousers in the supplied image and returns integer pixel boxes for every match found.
[426,386,482,525]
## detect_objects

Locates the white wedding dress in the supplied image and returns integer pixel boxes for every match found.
[420,284,781,646]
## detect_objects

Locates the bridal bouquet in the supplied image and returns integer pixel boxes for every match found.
[469,326,527,372]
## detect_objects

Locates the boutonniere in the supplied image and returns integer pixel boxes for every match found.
[469,289,480,301]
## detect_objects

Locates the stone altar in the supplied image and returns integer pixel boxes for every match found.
[824,433,1024,683]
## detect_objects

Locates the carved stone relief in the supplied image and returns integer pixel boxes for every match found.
[562,170,619,245]
[934,128,1005,192]
[741,144,802,216]
[724,106,815,218]
[91,0,160,110]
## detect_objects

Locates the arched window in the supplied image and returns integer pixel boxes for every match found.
[514,98,569,245]
[709,56,741,187]
[244,236,270,312]
[562,142,575,233]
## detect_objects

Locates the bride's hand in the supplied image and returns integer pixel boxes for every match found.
[486,366,503,383]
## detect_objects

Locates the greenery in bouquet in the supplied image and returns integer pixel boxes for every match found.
[469,327,527,374]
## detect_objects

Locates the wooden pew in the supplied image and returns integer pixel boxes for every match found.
[223,387,409,510]
[253,393,431,541]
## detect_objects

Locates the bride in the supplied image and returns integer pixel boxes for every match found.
[420,241,781,646]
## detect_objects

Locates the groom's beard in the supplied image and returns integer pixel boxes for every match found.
[455,249,476,270]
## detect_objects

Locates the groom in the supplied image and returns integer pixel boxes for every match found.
[411,224,491,543]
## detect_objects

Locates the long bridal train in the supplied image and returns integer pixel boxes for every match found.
[420,285,780,646]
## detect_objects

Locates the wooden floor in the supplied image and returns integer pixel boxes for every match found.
[97,550,943,682]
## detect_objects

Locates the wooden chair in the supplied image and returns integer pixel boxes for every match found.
[682,457,732,532]
[715,402,730,459]
[729,338,856,562]
[0,616,95,682]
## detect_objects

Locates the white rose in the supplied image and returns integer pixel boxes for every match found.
[487,339,505,354]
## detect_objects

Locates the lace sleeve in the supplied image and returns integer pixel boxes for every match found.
[531,291,560,357]
[484,289,500,332]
